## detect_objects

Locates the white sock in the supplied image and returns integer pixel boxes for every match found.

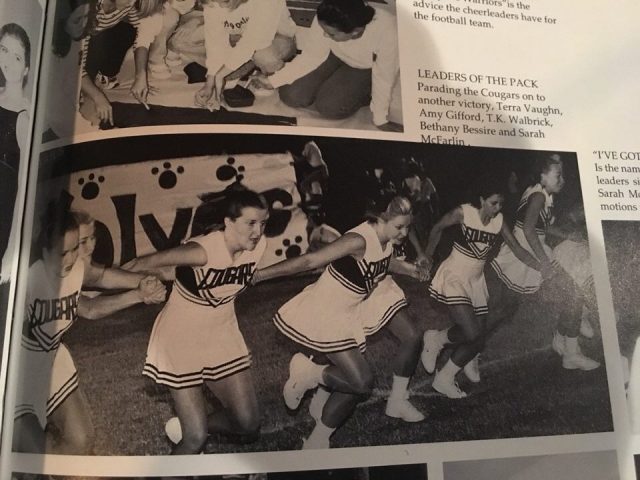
[308,419,335,442]
[565,336,579,355]
[439,328,450,345]
[389,375,410,401]
[439,358,461,381]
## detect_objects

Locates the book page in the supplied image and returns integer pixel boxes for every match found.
[0,0,46,442]
[2,0,638,479]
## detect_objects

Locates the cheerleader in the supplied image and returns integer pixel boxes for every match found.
[254,196,428,449]
[13,204,166,454]
[490,154,599,371]
[421,176,539,398]
[124,189,269,454]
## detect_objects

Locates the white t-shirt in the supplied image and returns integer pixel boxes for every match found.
[203,0,297,75]
[269,6,399,125]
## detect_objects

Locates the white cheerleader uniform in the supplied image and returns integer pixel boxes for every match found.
[274,222,407,354]
[15,259,84,427]
[428,204,503,316]
[143,231,266,388]
[491,184,554,294]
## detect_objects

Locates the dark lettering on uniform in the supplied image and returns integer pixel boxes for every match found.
[28,291,80,327]
[197,262,256,291]
[361,256,391,291]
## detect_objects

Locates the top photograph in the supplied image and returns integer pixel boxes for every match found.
[43,0,403,141]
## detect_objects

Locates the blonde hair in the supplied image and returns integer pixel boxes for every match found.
[365,196,412,223]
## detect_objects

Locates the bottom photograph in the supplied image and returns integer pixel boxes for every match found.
[443,450,618,480]
[12,133,611,456]
[13,463,428,480]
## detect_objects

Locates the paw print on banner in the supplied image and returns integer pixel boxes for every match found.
[216,157,245,183]
[152,162,184,189]
[275,236,304,259]
[78,173,105,200]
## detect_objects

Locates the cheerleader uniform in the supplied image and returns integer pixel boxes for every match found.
[143,231,266,388]
[273,222,407,354]
[428,204,503,316]
[491,184,554,294]
[15,260,84,427]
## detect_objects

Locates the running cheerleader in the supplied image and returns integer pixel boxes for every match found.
[254,196,428,449]
[489,154,599,371]
[124,189,269,454]
[421,176,539,398]
[13,204,166,454]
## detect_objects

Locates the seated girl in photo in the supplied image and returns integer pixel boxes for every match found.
[79,0,166,126]
[195,0,297,109]
[254,0,401,131]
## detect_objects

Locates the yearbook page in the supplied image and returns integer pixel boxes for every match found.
[0,0,46,437]
[2,0,639,479]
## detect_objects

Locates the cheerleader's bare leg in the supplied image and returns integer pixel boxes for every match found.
[545,269,599,370]
[430,305,486,399]
[301,349,372,449]
[47,388,95,454]
[205,369,260,437]
[169,369,260,454]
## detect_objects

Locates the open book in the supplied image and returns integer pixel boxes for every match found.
[1,0,639,478]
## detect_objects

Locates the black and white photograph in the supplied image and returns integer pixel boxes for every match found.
[13,463,427,480]
[0,0,43,346]
[601,220,640,433]
[12,134,611,456]
[43,0,402,141]
[443,450,619,480]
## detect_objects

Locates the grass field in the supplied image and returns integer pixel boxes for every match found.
[64,273,613,455]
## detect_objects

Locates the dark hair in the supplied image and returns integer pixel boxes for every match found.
[469,174,506,209]
[224,188,269,221]
[531,153,563,185]
[40,201,79,252]
[52,0,96,58]
[0,23,31,88]
[317,0,375,33]
[364,195,412,223]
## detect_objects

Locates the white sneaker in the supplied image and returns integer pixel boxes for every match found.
[309,387,330,422]
[165,416,182,444]
[432,372,467,399]
[562,352,600,371]
[580,315,595,338]
[385,398,425,422]
[95,72,119,90]
[421,330,444,374]
[552,332,566,355]
[463,355,481,383]
[283,353,321,410]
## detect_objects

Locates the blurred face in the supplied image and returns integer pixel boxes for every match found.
[479,194,504,219]
[318,21,365,42]
[225,206,269,251]
[382,214,411,245]
[541,163,565,194]
[0,34,28,86]
[44,229,79,278]
[404,175,421,196]
[65,3,90,40]
[211,0,248,9]
[78,221,96,260]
